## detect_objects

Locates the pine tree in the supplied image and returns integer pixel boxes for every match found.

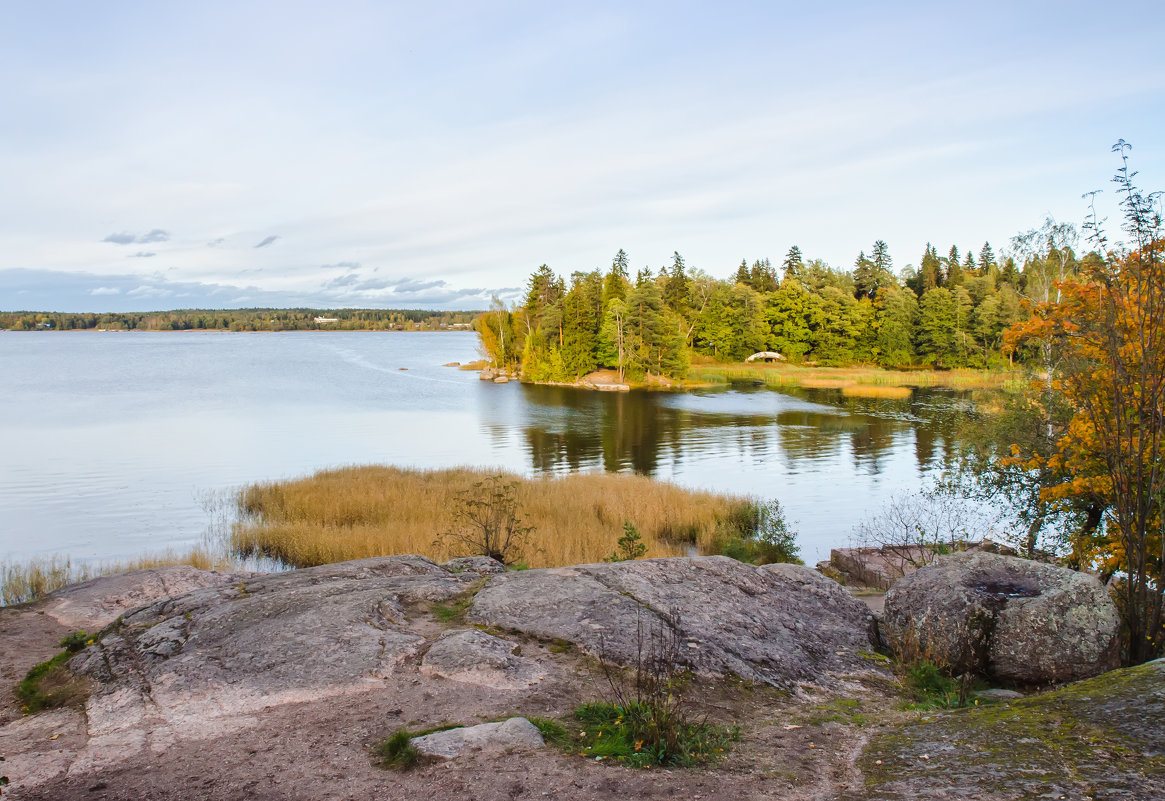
[664,253,691,314]
[978,242,995,273]
[782,245,804,282]
[603,250,631,306]
[853,250,878,299]
[918,244,942,293]
[734,258,751,285]
[945,245,963,286]
[750,258,778,293]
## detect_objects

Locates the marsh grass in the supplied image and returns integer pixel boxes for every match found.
[1,547,238,606]
[231,466,764,568]
[690,362,1018,391]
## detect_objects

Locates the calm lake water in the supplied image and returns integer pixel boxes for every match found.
[0,331,968,566]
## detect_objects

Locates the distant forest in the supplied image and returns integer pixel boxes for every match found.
[0,307,480,332]
[477,224,1090,381]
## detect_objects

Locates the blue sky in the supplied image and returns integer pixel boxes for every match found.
[2,1,1163,312]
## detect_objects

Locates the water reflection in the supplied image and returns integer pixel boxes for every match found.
[486,383,967,480]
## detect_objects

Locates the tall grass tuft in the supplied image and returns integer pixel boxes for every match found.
[1,547,238,607]
[231,466,770,568]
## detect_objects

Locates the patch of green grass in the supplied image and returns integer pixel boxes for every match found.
[372,723,464,771]
[430,596,473,623]
[528,716,571,747]
[16,644,91,714]
[374,729,420,770]
[572,702,738,768]
[548,638,573,654]
[805,696,868,727]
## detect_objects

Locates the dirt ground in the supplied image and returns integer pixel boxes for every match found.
[0,600,895,801]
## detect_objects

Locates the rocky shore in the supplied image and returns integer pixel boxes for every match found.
[0,553,1160,800]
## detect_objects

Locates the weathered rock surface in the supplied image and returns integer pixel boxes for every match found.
[828,541,1021,590]
[68,555,478,749]
[442,556,507,576]
[37,565,253,631]
[856,659,1165,801]
[420,629,546,689]
[882,551,1119,683]
[468,556,881,687]
[410,717,545,759]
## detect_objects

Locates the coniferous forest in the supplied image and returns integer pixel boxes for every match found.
[476,224,1086,382]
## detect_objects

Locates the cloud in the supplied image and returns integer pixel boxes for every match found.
[137,229,170,244]
[127,285,175,298]
[0,268,499,312]
[102,229,171,245]
[129,251,156,258]
[207,238,225,248]
[254,235,280,248]
[320,261,360,270]
[326,272,360,289]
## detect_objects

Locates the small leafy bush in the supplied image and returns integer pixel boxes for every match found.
[717,500,802,565]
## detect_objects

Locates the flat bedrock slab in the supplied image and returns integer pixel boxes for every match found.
[468,556,881,688]
[37,565,254,631]
[882,550,1120,683]
[70,556,479,733]
[410,717,545,760]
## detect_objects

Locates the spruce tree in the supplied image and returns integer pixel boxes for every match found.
[978,242,995,273]
[750,258,778,293]
[782,245,804,282]
[734,259,751,286]
[853,250,879,299]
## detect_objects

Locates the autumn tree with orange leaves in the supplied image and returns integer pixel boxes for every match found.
[1005,141,1165,664]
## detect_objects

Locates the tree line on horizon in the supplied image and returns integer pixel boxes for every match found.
[476,223,1091,381]
[0,307,479,332]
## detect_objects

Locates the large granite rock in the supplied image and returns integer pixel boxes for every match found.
[882,551,1120,683]
[69,556,479,738]
[468,556,881,688]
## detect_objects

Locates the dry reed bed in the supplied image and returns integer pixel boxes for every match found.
[231,466,758,568]
[690,362,1018,391]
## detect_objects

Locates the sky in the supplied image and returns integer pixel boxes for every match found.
[2,1,1164,312]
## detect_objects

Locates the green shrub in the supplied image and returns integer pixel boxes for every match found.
[573,702,737,768]
[717,500,802,565]
[605,522,647,562]
[902,661,963,710]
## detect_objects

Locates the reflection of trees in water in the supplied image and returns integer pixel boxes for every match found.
[496,384,970,477]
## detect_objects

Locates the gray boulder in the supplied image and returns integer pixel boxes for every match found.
[410,717,544,759]
[882,550,1120,683]
[420,629,546,689]
[468,556,881,688]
